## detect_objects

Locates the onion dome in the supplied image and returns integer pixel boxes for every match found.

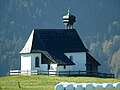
[63,9,76,29]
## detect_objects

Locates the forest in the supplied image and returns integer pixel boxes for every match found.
[0,0,120,77]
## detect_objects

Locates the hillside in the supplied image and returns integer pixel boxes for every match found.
[0,0,120,77]
[0,75,120,90]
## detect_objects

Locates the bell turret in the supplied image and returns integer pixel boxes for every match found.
[63,9,76,29]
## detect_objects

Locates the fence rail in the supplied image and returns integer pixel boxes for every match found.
[10,70,114,78]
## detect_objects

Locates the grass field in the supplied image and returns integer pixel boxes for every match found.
[0,75,120,90]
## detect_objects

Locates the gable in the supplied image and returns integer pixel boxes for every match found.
[20,30,34,53]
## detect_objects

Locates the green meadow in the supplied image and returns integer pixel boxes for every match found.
[0,75,120,90]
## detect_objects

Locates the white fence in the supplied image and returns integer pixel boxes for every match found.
[10,70,114,78]
[55,82,120,90]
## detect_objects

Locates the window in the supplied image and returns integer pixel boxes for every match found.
[35,57,39,67]
[70,55,73,61]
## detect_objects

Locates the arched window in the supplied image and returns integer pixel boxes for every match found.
[35,57,39,67]
[70,55,73,61]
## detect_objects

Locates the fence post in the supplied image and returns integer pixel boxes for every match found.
[112,73,115,78]
[37,70,38,75]
[48,70,49,76]
[27,70,28,75]
[79,70,80,75]
[18,82,21,88]
[59,71,60,76]
[69,70,70,76]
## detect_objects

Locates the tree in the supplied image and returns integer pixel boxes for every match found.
[111,49,120,77]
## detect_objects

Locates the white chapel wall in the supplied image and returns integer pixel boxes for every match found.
[21,52,87,75]
[31,53,57,71]
[64,52,86,71]
[21,53,58,72]
[21,54,32,71]
[31,53,41,70]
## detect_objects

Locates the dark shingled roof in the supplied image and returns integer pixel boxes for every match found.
[86,53,101,66]
[31,29,88,53]
[23,29,89,65]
